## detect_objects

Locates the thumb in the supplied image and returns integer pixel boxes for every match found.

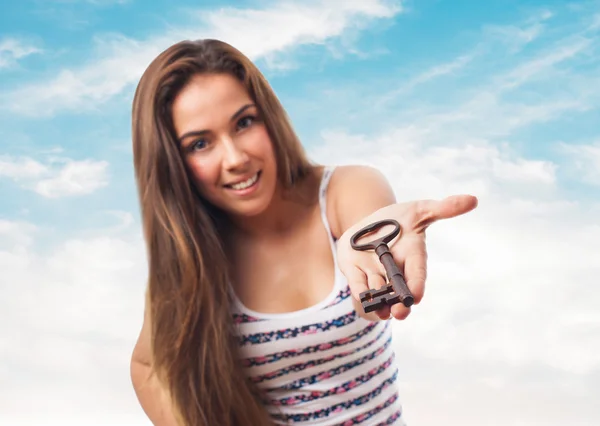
[412,194,478,232]
[435,194,479,219]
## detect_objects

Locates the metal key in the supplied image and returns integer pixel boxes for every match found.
[350,219,414,313]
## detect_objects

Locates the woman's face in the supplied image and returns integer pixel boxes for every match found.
[171,73,278,218]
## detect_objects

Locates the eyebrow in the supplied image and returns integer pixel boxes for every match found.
[177,103,256,145]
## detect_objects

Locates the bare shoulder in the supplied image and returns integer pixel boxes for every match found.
[327,165,396,239]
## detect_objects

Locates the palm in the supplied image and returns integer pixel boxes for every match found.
[336,195,478,320]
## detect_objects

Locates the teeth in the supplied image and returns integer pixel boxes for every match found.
[230,173,258,190]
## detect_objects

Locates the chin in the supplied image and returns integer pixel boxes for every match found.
[207,195,271,219]
[231,199,272,218]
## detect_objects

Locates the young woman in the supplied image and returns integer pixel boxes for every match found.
[129,39,477,426]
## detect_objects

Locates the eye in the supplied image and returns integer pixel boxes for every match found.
[237,115,254,130]
[191,138,208,151]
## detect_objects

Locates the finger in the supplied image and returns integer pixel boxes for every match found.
[345,266,368,300]
[366,272,391,320]
[412,195,478,232]
[390,302,411,320]
[435,194,478,219]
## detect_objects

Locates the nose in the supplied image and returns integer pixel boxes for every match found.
[221,136,249,170]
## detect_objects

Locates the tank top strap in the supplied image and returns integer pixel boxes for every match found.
[318,166,336,241]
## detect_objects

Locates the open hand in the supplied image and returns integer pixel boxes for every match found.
[336,195,478,321]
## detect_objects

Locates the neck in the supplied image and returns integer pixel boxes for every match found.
[223,169,320,242]
[227,188,304,240]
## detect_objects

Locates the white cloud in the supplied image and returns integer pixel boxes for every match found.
[482,9,553,53]
[367,34,595,149]
[484,22,545,48]
[497,35,593,90]
[3,0,402,116]
[558,141,600,185]
[0,218,148,426]
[196,0,400,58]
[34,158,109,198]
[0,38,42,69]
[0,220,37,262]
[0,156,48,180]
[591,13,600,30]
[0,155,109,198]
[410,53,475,84]
[376,52,477,105]
[374,13,596,121]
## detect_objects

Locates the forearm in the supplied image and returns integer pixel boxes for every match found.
[131,361,179,426]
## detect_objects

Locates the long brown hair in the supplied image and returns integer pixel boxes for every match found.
[131,39,313,425]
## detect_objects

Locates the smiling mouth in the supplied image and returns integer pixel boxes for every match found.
[225,171,261,190]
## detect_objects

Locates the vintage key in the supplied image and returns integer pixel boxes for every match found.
[350,219,414,313]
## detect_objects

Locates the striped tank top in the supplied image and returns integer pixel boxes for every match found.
[230,166,406,425]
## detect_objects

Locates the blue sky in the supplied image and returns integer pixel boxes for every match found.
[1,1,599,425]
